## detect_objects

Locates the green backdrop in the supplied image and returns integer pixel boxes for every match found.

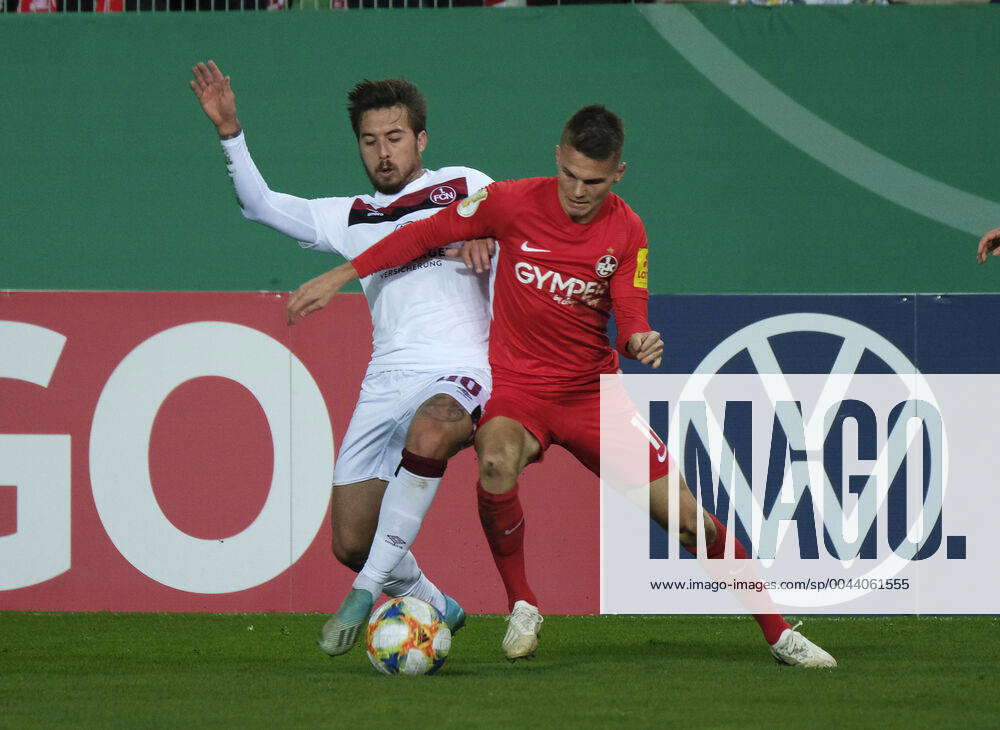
[2,5,998,293]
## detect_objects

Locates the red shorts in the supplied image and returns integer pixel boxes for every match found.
[480,377,669,482]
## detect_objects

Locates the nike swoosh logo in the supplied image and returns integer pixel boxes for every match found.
[503,517,525,535]
[520,241,551,253]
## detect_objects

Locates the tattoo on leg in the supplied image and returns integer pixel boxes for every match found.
[416,394,467,423]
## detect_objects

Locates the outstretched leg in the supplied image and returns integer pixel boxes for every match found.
[650,474,836,667]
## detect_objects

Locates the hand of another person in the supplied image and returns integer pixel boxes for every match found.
[286,266,354,325]
[190,60,241,137]
[444,237,496,273]
[627,331,663,369]
[977,227,1000,264]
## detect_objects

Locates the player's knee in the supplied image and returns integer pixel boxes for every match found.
[404,424,466,460]
[406,395,472,460]
[477,445,521,486]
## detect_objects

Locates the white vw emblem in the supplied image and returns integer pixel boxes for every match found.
[668,313,947,608]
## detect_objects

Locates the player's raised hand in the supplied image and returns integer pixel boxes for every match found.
[444,237,495,273]
[977,227,1000,264]
[627,331,663,369]
[286,263,358,325]
[189,60,241,137]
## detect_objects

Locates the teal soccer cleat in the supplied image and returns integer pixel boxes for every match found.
[318,588,374,656]
[442,594,466,636]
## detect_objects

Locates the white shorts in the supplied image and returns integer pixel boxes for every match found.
[332,367,492,486]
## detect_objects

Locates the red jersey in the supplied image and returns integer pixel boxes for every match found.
[352,177,651,389]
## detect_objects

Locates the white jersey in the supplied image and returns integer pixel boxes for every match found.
[220,132,492,374]
[302,168,492,373]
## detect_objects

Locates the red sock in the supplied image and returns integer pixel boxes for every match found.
[477,481,537,611]
[684,513,791,645]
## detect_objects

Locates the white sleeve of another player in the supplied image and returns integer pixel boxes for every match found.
[464,169,498,273]
[465,168,494,194]
[219,132,321,246]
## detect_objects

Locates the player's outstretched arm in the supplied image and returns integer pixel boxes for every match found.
[627,331,663,369]
[190,62,319,244]
[443,238,496,274]
[296,211,483,325]
[286,262,359,325]
[288,220,487,325]
[190,60,241,138]
[977,227,1000,264]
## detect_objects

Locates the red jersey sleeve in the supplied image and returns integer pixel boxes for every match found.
[352,183,503,278]
[611,212,652,358]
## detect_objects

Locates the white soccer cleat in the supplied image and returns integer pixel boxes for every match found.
[770,623,837,668]
[502,600,544,661]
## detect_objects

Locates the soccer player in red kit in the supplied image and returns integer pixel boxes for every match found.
[289,106,837,668]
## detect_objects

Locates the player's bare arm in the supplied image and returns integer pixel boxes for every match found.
[627,331,663,369]
[444,238,496,273]
[190,60,241,138]
[977,226,1000,264]
[286,262,360,324]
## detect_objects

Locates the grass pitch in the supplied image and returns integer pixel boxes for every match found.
[1,613,997,729]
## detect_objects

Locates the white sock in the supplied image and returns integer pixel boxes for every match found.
[382,551,446,615]
[353,460,442,601]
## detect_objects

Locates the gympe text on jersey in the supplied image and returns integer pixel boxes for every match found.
[514,261,609,307]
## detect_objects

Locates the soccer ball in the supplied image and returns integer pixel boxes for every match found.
[365,597,451,676]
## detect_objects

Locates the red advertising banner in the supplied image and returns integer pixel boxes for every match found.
[0,292,598,614]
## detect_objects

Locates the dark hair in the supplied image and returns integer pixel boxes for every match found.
[347,79,427,138]
[560,105,625,161]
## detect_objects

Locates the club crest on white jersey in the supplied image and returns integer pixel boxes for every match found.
[430,185,457,205]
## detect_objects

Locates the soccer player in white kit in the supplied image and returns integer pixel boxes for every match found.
[190,61,492,654]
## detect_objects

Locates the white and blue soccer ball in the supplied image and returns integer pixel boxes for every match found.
[365,597,451,676]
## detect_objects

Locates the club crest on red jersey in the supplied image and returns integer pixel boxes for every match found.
[429,185,457,205]
[595,254,618,278]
